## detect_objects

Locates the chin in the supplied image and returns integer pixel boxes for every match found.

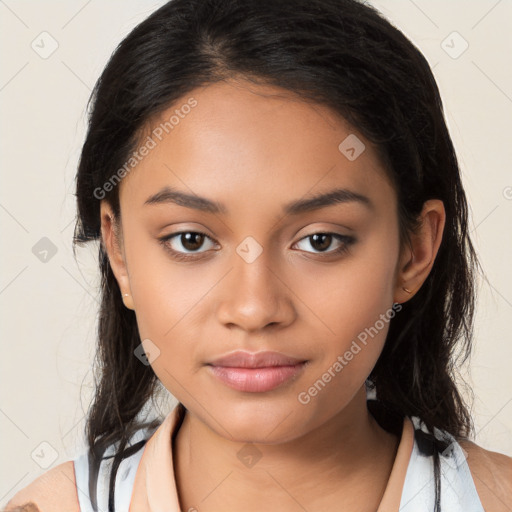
[204,396,312,445]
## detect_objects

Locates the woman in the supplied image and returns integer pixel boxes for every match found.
[6,0,511,510]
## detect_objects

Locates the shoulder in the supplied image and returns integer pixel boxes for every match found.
[3,461,79,512]
[459,439,512,512]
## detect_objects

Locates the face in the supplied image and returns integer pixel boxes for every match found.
[102,78,407,444]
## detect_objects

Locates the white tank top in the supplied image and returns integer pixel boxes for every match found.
[74,425,156,512]
[73,410,485,511]
[400,416,484,511]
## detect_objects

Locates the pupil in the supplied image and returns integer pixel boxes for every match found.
[182,232,203,251]
[311,233,331,251]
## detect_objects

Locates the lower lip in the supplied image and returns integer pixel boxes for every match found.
[207,363,307,392]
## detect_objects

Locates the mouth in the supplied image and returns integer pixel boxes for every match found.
[206,350,308,392]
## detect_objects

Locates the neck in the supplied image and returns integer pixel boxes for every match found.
[173,387,399,511]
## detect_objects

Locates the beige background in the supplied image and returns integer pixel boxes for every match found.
[1,0,511,507]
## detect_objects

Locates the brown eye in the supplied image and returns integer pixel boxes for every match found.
[180,232,206,251]
[309,233,333,252]
[159,230,217,260]
[294,232,355,255]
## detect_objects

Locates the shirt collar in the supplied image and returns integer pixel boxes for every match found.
[129,403,415,512]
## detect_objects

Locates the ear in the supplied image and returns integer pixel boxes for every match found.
[99,201,135,310]
[393,199,446,304]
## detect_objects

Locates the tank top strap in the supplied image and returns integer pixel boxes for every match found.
[74,427,154,511]
[399,416,485,511]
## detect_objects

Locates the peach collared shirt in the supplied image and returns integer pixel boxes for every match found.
[127,405,415,512]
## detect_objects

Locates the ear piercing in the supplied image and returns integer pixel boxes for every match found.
[402,287,412,294]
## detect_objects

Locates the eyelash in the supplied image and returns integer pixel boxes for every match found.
[158,230,356,262]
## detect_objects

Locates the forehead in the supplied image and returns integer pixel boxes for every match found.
[119,79,394,215]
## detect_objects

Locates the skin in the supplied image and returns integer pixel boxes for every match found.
[100,78,445,511]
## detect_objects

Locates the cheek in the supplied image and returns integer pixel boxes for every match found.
[123,223,199,332]
[122,227,217,387]
[294,221,399,342]
[291,223,399,394]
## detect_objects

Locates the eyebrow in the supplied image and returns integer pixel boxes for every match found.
[144,186,373,215]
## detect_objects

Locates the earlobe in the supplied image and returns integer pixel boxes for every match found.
[393,199,446,303]
[99,201,135,310]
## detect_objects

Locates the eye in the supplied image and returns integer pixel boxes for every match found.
[159,231,217,260]
[159,230,356,262]
[294,232,355,256]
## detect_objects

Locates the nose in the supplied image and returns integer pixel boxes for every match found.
[215,244,296,333]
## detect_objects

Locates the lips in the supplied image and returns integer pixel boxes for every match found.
[206,350,308,392]
[207,350,306,368]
